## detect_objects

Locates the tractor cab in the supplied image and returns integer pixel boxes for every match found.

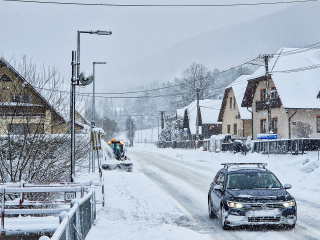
[108,139,126,160]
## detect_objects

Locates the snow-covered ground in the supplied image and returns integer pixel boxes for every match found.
[85,143,320,240]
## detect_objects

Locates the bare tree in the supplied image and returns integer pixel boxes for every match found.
[0,56,90,183]
[180,62,214,105]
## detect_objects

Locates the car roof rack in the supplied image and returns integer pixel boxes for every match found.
[221,163,267,169]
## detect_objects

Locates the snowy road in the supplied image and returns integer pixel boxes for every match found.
[130,146,320,240]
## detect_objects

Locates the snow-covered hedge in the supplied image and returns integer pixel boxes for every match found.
[0,134,90,183]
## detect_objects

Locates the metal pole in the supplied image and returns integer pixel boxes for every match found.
[71,51,77,183]
[77,31,80,80]
[93,63,96,123]
[264,55,272,133]
[196,88,200,141]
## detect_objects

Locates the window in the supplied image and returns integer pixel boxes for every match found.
[233,97,236,109]
[230,97,233,109]
[272,117,278,134]
[227,125,230,134]
[214,172,225,187]
[260,89,266,101]
[11,95,31,103]
[317,116,320,133]
[260,119,267,134]
[234,123,237,136]
[8,124,28,135]
[271,86,278,99]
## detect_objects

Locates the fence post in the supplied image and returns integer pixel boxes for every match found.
[1,187,5,237]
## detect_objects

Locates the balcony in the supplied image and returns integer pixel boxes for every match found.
[255,98,282,112]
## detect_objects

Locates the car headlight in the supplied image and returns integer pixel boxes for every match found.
[283,200,295,208]
[227,201,243,209]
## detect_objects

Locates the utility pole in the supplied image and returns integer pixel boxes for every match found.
[196,88,200,141]
[70,51,77,183]
[160,111,165,129]
[264,55,273,133]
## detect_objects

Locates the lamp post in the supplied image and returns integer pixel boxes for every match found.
[77,30,112,79]
[70,30,112,182]
[92,62,107,124]
[91,62,106,173]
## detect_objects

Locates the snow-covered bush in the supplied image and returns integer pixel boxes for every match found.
[0,134,90,183]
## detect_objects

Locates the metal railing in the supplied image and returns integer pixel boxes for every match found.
[253,138,320,154]
[0,182,103,240]
[40,189,96,240]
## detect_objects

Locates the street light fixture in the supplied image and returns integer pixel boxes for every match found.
[77,30,112,79]
[70,29,112,182]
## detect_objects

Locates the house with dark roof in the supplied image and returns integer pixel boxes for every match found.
[176,99,222,139]
[218,75,252,138]
[241,48,320,140]
[0,57,89,135]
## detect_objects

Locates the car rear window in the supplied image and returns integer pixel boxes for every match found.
[226,172,282,189]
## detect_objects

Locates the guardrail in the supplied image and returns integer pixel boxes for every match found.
[39,189,96,240]
[0,182,103,240]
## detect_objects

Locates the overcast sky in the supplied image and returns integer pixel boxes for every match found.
[1,0,293,92]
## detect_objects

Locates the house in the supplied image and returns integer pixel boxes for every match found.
[241,48,320,140]
[0,57,89,135]
[218,75,252,138]
[176,99,222,139]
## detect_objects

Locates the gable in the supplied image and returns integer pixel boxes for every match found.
[218,88,231,122]
[0,57,66,124]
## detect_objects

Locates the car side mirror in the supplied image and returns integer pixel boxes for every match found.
[213,185,222,191]
[284,184,292,189]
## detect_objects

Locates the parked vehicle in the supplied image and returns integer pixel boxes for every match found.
[208,163,297,230]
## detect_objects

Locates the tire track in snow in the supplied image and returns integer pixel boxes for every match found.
[131,150,320,240]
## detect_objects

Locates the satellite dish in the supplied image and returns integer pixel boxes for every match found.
[79,71,93,85]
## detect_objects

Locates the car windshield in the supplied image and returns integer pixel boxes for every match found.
[226,172,282,189]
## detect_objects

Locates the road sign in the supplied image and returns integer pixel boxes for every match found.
[257,134,278,140]
[65,192,76,201]
[91,130,101,150]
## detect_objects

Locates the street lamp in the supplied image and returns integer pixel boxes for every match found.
[70,29,112,182]
[77,30,112,79]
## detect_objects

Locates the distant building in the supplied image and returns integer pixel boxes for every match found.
[176,99,222,139]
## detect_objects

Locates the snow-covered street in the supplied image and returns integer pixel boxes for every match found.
[86,144,320,240]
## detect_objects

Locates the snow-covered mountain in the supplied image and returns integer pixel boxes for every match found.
[108,2,320,89]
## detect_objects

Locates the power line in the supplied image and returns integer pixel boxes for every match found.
[5,0,319,7]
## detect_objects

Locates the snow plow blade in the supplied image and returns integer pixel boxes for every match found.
[102,162,133,172]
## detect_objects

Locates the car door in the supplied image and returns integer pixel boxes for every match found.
[210,171,226,210]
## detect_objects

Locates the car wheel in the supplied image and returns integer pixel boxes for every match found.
[220,206,230,230]
[284,223,296,229]
[208,198,215,219]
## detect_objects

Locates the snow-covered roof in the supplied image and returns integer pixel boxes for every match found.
[243,47,320,109]
[177,99,222,134]
[0,57,89,125]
